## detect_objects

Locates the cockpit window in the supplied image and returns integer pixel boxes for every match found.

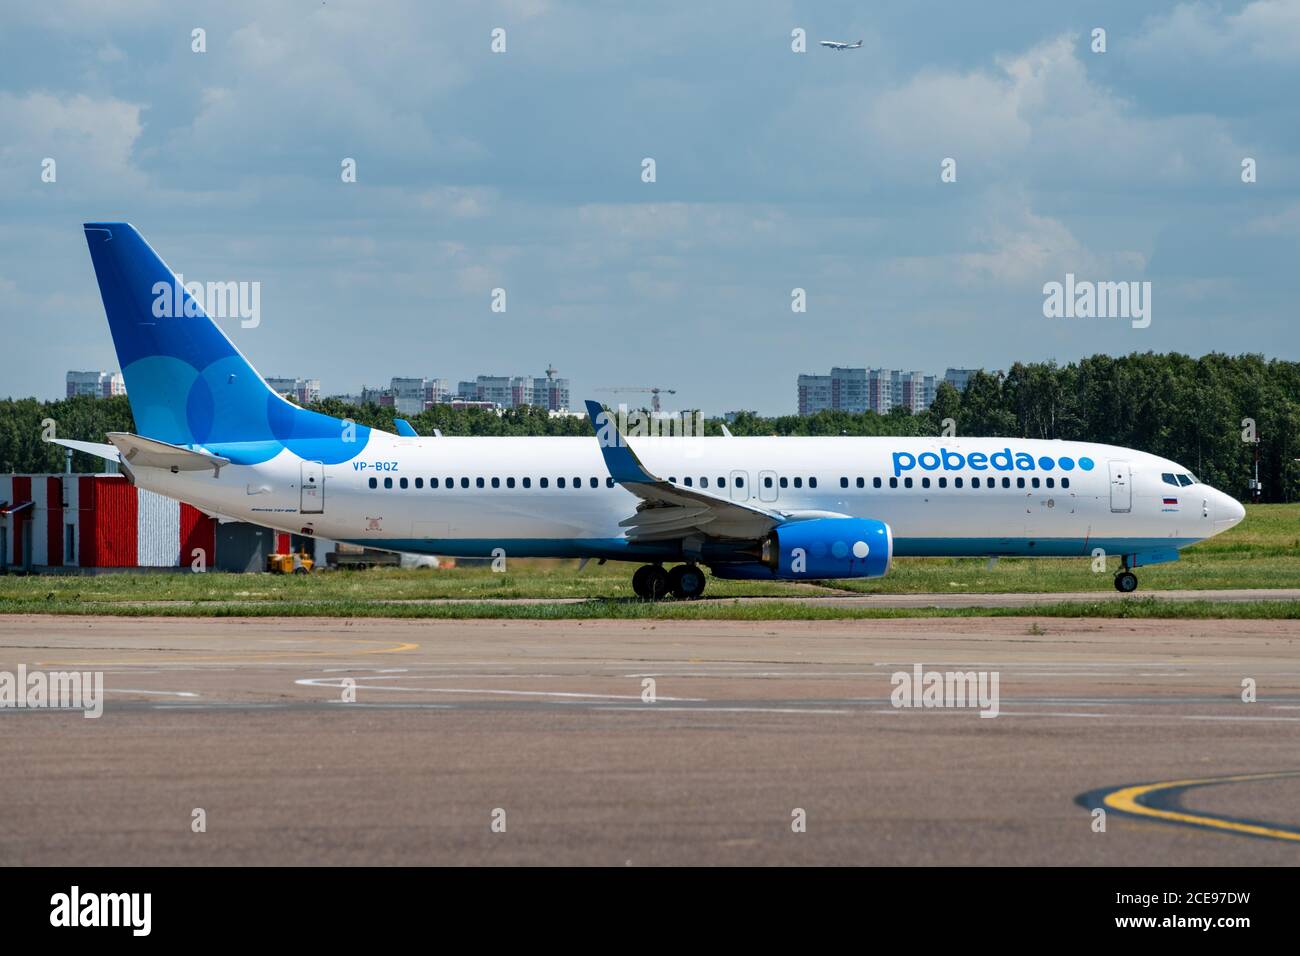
[1177,474,1193,487]
[1162,473,1178,486]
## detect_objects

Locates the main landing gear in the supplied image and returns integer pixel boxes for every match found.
[632,563,706,601]
[1114,569,1139,593]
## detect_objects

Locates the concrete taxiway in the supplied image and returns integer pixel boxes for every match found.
[1,614,1298,865]
[114,587,1300,611]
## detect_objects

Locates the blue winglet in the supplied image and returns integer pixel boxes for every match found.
[584,400,660,484]
[393,418,418,437]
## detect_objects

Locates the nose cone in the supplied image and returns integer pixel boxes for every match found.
[1215,490,1246,531]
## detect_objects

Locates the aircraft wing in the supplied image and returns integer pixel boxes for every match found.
[584,400,781,542]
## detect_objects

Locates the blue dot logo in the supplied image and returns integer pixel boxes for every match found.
[1038,456,1055,470]
[1058,456,1075,471]
[1079,456,1095,471]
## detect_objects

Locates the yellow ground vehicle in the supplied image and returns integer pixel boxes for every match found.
[267,551,314,575]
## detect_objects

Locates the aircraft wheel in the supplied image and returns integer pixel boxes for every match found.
[668,564,706,600]
[633,564,670,600]
[1114,571,1138,593]
[632,565,652,598]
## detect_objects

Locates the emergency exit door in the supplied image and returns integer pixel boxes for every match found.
[729,470,749,502]
[301,461,324,513]
[1108,460,1131,513]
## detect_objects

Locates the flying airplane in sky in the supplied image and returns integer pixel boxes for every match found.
[55,224,1246,599]
[819,39,863,50]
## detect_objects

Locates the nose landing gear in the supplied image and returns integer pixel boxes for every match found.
[631,563,706,600]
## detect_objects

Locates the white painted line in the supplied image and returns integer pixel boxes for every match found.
[293,677,704,702]
[152,703,287,710]
[596,706,854,715]
[987,711,1111,718]
[325,701,454,708]
[106,688,199,697]
[625,671,882,678]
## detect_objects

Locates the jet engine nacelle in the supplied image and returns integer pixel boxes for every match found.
[711,517,892,580]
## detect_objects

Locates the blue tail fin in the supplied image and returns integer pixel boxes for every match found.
[83,222,368,464]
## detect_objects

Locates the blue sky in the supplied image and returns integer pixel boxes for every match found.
[2,1,1298,413]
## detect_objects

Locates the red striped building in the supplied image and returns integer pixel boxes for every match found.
[0,474,217,571]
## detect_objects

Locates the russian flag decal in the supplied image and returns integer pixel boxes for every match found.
[1163,497,1179,505]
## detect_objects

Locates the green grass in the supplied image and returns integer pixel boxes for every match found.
[836,502,1300,593]
[0,503,1296,618]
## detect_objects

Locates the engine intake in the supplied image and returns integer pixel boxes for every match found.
[761,517,892,579]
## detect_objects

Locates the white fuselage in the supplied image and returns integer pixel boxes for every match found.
[130,433,1245,564]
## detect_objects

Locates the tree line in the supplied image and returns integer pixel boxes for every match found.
[3,352,1296,501]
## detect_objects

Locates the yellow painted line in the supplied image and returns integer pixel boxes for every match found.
[1102,770,1300,842]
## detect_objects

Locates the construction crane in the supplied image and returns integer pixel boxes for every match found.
[597,386,677,414]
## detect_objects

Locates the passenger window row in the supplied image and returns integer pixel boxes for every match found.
[670,476,740,488]
[366,472,1071,492]
[368,475,617,490]
[760,476,816,490]
[867,475,1071,490]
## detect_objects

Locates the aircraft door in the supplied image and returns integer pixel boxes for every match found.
[758,470,779,503]
[301,461,325,514]
[1108,460,1131,513]
[729,470,749,502]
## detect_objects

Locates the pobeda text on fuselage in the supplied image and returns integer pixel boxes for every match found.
[55,223,1245,600]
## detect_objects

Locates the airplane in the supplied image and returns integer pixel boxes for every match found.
[52,223,1246,600]
[819,39,863,50]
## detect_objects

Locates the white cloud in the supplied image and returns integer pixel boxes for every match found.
[862,34,1244,189]
[886,194,1146,287]
[0,91,146,197]
[1134,0,1300,66]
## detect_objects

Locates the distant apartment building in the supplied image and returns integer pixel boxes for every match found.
[362,370,569,412]
[427,378,454,404]
[889,370,935,414]
[532,366,571,412]
[796,374,831,415]
[360,384,396,407]
[389,377,431,415]
[66,370,125,399]
[264,376,320,405]
[798,367,939,415]
[471,375,528,408]
[866,369,893,414]
[944,368,980,393]
[799,368,876,415]
[831,368,868,413]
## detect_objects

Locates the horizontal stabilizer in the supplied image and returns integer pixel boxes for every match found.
[106,432,231,477]
[44,437,121,464]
